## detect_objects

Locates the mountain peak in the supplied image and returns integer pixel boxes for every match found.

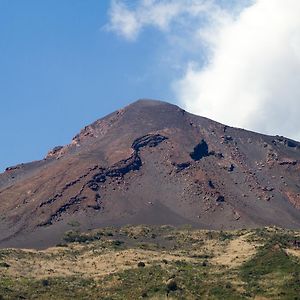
[130,98,174,106]
[0,99,300,248]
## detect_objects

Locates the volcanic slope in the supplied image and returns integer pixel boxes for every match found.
[0,99,300,248]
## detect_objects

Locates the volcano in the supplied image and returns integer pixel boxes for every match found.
[1,99,300,248]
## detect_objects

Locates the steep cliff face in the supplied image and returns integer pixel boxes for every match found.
[0,99,300,248]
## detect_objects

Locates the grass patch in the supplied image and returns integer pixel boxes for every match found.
[0,226,299,299]
[241,239,300,298]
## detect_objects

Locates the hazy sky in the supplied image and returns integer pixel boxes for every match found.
[1,0,299,171]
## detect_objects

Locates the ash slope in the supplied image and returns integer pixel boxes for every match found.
[0,99,300,248]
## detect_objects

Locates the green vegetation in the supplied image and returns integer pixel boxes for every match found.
[241,235,300,299]
[67,220,81,227]
[0,226,299,299]
[63,230,102,243]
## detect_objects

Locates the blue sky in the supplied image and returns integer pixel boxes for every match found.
[0,0,181,171]
[1,0,299,171]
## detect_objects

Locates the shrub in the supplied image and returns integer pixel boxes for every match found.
[63,230,101,243]
[41,279,49,287]
[0,262,10,268]
[112,240,124,247]
[137,261,145,268]
[166,278,177,291]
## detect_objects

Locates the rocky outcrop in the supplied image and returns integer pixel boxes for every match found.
[175,162,191,172]
[5,164,24,172]
[71,109,125,146]
[46,146,64,159]
[273,136,299,148]
[190,139,211,161]
[38,134,168,226]
[39,165,99,209]
[278,159,298,166]
[132,134,168,151]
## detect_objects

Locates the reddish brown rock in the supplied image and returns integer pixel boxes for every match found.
[0,99,300,248]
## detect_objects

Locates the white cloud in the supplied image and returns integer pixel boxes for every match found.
[106,0,300,141]
[107,1,139,40]
[106,0,225,41]
[106,0,183,40]
[176,0,300,140]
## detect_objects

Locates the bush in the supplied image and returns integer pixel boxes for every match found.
[63,230,101,243]
[137,261,145,268]
[0,262,10,268]
[166,278,177,291]
[112,240,124,247]
[41,279,49,287]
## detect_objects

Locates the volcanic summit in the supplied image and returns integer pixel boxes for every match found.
[1,99,300,248]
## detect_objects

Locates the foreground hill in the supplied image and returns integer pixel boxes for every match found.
[0,226,300,299]
[0,99,300,248]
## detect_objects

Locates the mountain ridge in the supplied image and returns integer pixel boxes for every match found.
[0,99,300,249]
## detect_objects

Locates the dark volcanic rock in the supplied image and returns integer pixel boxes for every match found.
[0,99,300,249]
[190,139,210,161]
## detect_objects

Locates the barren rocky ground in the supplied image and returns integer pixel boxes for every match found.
[0,99,300,248]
